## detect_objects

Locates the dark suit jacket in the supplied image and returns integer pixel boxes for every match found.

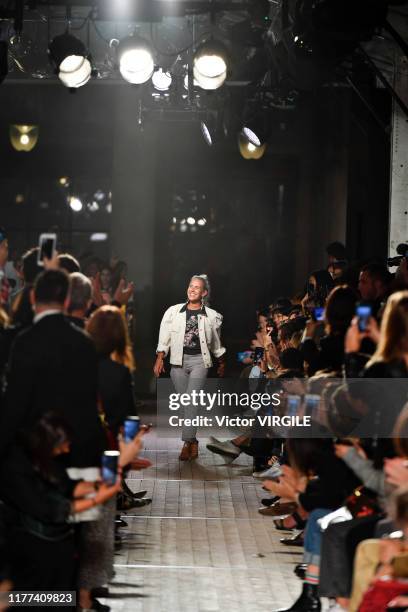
[0,313,105,467]
[98,357,136,436]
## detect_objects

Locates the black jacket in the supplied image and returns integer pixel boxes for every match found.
[0,313,105,467]
[98,357,136,436]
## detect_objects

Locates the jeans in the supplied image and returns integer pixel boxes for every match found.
[170,353,208,442]
[303,508,332,566]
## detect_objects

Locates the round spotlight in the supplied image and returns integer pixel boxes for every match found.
[197,218,207,226]
[187,217,196,225]
[118,35,154,85]
[152,68,172,91]
[9,124,39,152]
[238,133,266,160]
[193,40,228,90]
[49,33,92,88]
[69,196,83,212]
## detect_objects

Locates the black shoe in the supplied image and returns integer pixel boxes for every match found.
[294,564,307,580]
[122,480,148,499]
[117,496,152,511]
[90,599,110,612]
[115,518,128,528]
[280,531,304,546]
[261,496,280,507]
[274,583,321,611]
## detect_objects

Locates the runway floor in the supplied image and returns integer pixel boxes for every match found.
[103,431,303,612]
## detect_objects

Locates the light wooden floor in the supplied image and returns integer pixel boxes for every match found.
[105,434,303,612]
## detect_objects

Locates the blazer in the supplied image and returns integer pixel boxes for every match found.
[0,313,105,468]
[98,357,136,435]
[156,303,226,368]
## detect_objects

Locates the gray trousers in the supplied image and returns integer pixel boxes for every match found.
[170,353,208,442]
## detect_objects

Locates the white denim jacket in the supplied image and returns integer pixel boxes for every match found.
[156,303,226,368]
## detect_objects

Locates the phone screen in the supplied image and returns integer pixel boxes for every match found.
[287,394,301,417]
[237,351,252,363]
[253,347,264,363]
[313,307,325,321]
[356,305,372,332]
[305,394,320,415]
[38,234,56,265]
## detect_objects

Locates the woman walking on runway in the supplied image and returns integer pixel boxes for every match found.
[154,275,226,461]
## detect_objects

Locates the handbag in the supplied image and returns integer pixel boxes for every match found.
[345,486,381,519]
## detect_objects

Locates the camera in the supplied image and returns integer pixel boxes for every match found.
[387,243,408,267]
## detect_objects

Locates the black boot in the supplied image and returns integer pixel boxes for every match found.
[274,583,321,612]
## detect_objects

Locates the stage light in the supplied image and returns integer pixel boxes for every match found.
[9,125,39,152]
[197,218,207,226]
[187,217,196,225]
[69,196,83,212]
[90,233,108,242]
[193,40,228,90]
[242,112,269,147]
[117,35,154,85]
[0,42,7,85]
[49,33,92,88]
[238,133,266,160]
[59,177,69,187]
[200,120,214,146]
[152,68,172,91]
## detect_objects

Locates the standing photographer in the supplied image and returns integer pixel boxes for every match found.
[153,275,226,461]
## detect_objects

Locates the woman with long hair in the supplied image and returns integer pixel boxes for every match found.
[0,413,119,599]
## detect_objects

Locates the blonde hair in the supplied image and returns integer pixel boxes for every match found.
[368,291,408,366]
[190,274,211,305]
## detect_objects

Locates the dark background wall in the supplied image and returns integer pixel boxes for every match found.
[0,82,391,369]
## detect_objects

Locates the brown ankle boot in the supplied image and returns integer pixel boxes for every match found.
[190,441,199,460]
[179,442,191,461]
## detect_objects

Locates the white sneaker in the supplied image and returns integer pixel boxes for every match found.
[253,465,282,480]
[206,437,241,458]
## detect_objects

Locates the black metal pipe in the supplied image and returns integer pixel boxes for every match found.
[359,46,408,119]
[346,75,390,134]
[383,19,408,61]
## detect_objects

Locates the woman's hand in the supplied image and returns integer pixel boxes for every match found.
[384,457,408,487]
[345,316,379,354]
[94,480,121,504]
[113,279,135,306]
[334,443,353,459]
[263,477,298,501]
[119,433,143,467]
[388,596,408,608]
[153,354,165,377]
[91,273,104,307]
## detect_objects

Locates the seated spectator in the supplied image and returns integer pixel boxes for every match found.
[302,285,358,375]
[0,413,119,594]
[358,262,392,316]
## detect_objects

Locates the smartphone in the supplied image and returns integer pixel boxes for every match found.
[237,350,253,363]
[304,394,320,416]
[287,394,301,417]
[312,307,325,322]
[37,233,56,266]
[356,304,372,332]
[123,416,141,442]
[253,347,264,364]
[101,450,119,485]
